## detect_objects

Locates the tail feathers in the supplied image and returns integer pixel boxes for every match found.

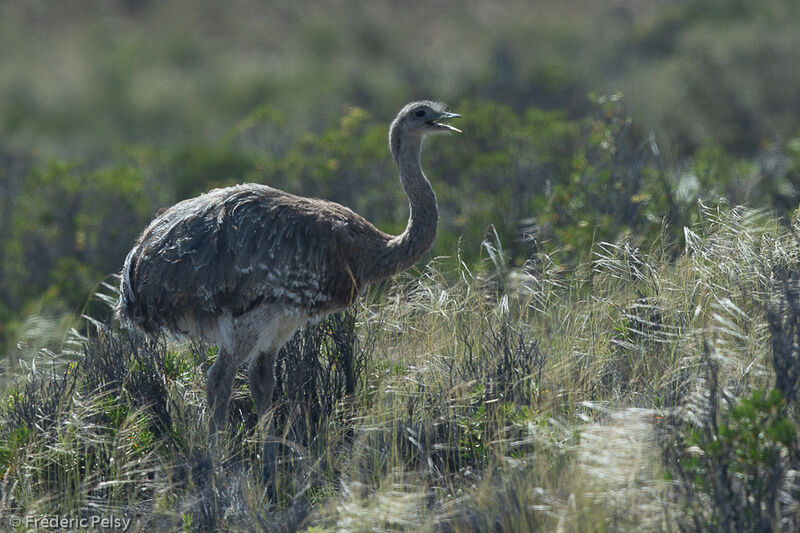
[121,247,138,307]
[116,246,146,331]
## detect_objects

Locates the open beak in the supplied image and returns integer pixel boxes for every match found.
[430,111,462,133]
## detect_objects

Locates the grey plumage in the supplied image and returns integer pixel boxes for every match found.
[117,101,460,439]
[121,186,377,333]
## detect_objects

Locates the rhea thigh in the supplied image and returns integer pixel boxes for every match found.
[203,308,279,432]
[242,306,310,417]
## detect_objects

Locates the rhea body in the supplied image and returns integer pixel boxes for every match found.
[117,101,460,436]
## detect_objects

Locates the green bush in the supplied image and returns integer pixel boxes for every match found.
[3,162,151,317]
[669,384,798,531]
[8,99,800,351]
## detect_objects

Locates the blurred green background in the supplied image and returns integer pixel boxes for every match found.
[2,0,800,352]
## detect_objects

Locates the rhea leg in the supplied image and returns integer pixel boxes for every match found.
[247,349,279,472]
[247,349,277,418]
[206,306,307,449]
[246,313,308,475]
[244,308,309,422]
[206,347,240,437]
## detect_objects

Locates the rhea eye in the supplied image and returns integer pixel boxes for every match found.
[414,108,426,117]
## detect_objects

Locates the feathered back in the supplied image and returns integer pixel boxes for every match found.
[118,184,382,335]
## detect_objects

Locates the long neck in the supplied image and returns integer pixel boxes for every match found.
[368,132,438,282]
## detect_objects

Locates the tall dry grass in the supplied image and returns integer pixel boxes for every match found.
[1,202,798,531]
